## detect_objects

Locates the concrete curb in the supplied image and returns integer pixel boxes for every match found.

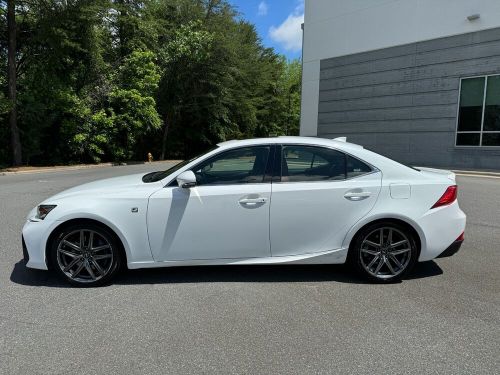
[0,161,179,176]
[453,170,500,178]
[0,163,114,176]
[413,167,500,178]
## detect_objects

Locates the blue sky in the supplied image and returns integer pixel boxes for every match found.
[227,0,304,60]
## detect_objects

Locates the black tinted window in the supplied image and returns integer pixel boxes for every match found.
[456,75,500,146]
[484,75,500,132]
[282,146,346,182]
[193,146,270,186]
[457,77,485,133]
[346,155,372,178]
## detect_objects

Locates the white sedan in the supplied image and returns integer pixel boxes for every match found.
[22,137,466,286]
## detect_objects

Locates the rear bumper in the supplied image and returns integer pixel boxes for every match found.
[417,201,466,261]
[437,239,464,258]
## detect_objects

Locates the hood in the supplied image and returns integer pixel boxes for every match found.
[45,173,160,202]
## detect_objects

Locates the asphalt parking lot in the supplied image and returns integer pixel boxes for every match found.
[0,163,499,374]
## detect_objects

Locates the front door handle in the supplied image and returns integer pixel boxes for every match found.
[344,192,372,201]
[239,197,268,205]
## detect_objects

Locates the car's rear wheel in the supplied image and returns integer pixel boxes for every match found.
[50,224,122,287]
[350,222,418,282]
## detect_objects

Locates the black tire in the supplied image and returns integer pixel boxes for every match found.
[349,221,418,283]
[49,223,123,287]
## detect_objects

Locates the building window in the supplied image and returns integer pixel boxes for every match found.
[457,75,500,146]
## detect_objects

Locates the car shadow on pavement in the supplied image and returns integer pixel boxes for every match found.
[10,260,443,288]
[10,261,71,288]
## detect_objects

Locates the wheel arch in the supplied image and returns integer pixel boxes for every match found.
[344,216,424,258]
[45,218,129,270]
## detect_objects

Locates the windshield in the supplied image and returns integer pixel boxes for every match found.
[142,148,217,183]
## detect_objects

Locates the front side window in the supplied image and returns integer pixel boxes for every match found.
[192,146,271,186]
[457,75,500,146]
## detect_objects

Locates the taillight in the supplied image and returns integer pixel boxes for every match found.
[431,185,457,209]
[456,232,465,242]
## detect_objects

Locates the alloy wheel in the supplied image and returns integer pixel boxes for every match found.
[56,229,114,283]
[359,227,412,279]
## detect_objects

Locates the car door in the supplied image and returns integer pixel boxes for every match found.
[270,144,382,257]
[147,145,274,261]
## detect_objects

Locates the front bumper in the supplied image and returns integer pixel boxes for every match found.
[22,218,56,270]
[437,239,464,258]
[22,235,29,264]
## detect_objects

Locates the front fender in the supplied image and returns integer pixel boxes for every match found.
[46,208,154,268]
[52,213,134,264]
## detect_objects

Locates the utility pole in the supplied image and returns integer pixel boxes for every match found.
[7,0,22,165]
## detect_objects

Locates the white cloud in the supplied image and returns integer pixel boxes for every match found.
[258,1,268,16]
[269,1,304,52]
[294,0,304,14]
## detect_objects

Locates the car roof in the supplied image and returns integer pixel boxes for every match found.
[217,136,364,152]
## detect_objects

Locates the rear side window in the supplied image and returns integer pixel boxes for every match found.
[346,155,372,178]
[282,146,346,182]
[281,145,373,182]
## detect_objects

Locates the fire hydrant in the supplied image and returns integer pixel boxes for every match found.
[147,152,153,163]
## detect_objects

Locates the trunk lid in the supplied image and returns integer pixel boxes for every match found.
[417,167,456,183]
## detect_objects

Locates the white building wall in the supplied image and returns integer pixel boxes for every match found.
[300,0,500,136]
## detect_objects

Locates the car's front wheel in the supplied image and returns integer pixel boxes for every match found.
[50,223,122,287]
[350,222,418,282]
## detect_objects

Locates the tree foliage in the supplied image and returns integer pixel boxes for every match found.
[0,0,302,165]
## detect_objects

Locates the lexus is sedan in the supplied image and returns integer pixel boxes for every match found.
[22,136,466,286]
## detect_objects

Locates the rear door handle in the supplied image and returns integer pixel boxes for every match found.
[344,192,372,201]
[239,197,268,205]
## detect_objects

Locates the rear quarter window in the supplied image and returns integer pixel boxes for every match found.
[346,155,373,178]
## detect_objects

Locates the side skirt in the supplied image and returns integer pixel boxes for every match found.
[127,248,349,269]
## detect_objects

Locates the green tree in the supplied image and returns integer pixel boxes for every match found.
[0,0,303,166]
[14,0,112,163]
[68,50,162,162]
[108,50,162,160]
[281,59,302,136]
[6,0,22,165]
[156,19,216,158]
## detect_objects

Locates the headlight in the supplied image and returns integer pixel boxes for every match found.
[36,205,57,220]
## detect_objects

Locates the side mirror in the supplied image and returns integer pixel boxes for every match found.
[177,170,197,188]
